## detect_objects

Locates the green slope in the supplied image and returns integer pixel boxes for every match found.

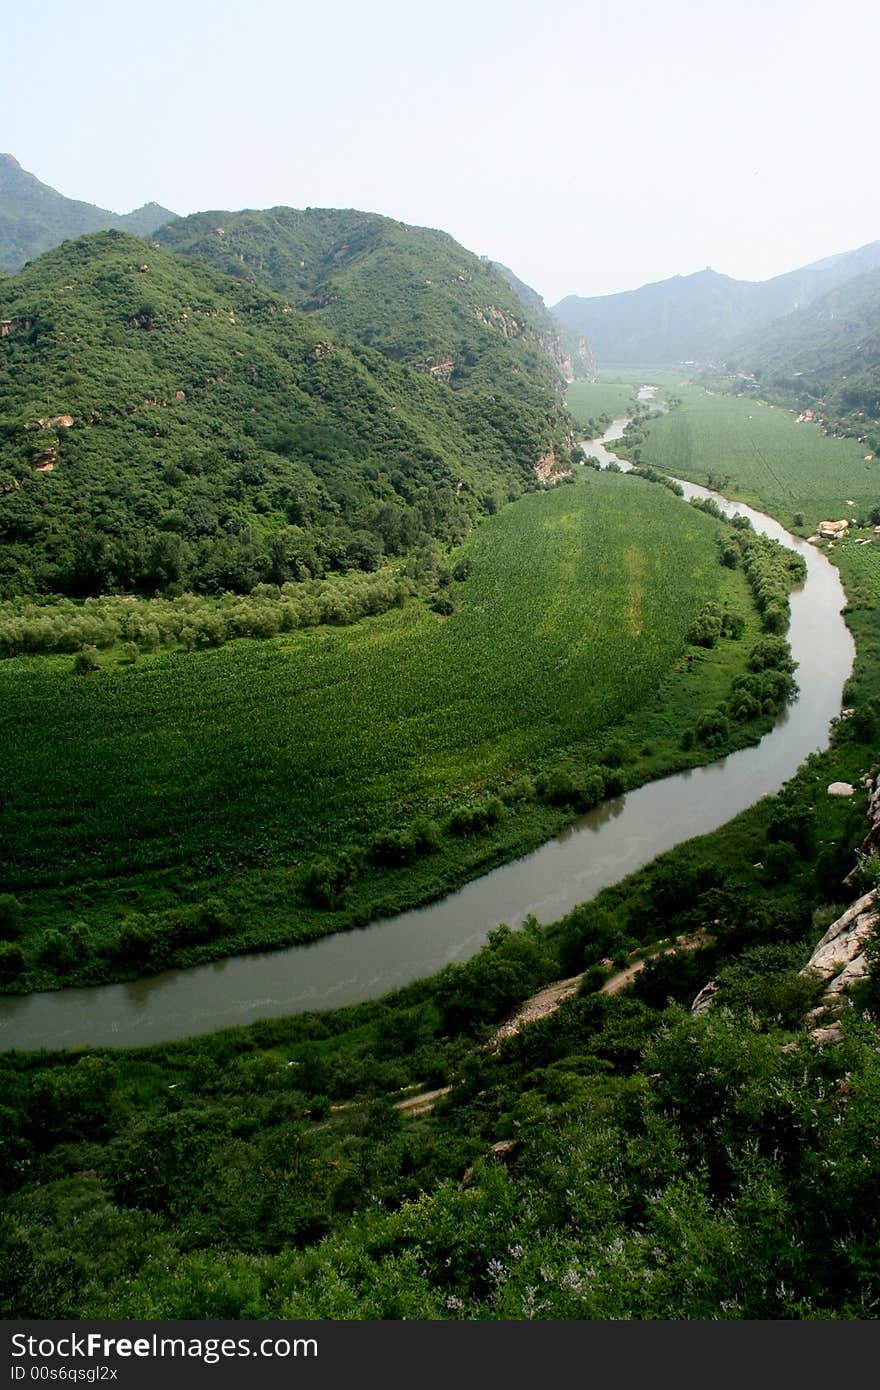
[0,153,175,274]
[724,265,880,442]
[0,231,570,598]
[154,207,575,471]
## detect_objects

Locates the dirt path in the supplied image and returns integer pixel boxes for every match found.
[392,1085,452,1115]
[394,935,704,1114]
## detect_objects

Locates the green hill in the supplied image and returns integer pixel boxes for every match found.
[724,265,880,441]
[153,207,576,463]
[0,154,175,274]
[553,242,880,365]
[0,230,571,598]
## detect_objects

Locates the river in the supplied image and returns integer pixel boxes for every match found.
[0,398,855,1051]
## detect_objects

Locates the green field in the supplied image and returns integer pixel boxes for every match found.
[0,469,776,987]
[566,379,637,425]
[622,385,876,530]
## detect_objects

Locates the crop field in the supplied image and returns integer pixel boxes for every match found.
[567,380,637,425]
[0,469,752,982]
[626,385,875,529]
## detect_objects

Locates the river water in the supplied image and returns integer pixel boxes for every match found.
[0,400,855,1051]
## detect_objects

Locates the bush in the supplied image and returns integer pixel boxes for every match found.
[763,840,799,883]
[0,942,26,981]
[0,895,22,941]
[73,645,100,675]
[39,929,75,968]
[448,799,505,836]
[536,767,606,811]
[695,710,729,747]
[302,856,356,908]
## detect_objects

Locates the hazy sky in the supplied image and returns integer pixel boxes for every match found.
[6,0,879,304]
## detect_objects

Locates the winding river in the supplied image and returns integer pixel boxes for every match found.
[0,399,855,1051]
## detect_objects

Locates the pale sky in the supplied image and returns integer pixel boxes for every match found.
[5,0,879,304]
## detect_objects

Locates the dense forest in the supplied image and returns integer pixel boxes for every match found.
[0,231,572,599]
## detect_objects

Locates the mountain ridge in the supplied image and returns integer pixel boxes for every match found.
[0,153,176,274]
[553,241,880,364]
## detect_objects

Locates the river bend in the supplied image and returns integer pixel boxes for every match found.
[0,409,854,1051]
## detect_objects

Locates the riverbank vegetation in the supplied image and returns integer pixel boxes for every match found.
[0,466,799,991]
[1,626,877,1315]
[2,374,878,1320]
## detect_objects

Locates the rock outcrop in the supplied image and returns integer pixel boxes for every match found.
[801,888,878,1040]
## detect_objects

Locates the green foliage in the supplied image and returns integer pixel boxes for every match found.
[0,894,22,940]
[1,471,747,986]
[72,645,100,674]
[0,232,568,601]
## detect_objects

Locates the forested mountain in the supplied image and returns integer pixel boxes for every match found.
[553,241,880,365]
[154,207,579,425]
[724,264,880,434]
[0,231,571,598]
[0,154,175,274]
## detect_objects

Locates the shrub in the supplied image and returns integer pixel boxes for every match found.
[695,710,730,747]
[0,895,23,941]
[448,799,505,836]
[0,942,26,981]
[40,930,76,968]
[73,645,100,675]
[302,856,356,908]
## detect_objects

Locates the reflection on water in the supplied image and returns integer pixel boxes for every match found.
[0,403,855,1052]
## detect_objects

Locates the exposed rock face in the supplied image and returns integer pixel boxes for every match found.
[801,888,878,1040]
[691,980,719,1016]
[858,771,880,861]
[416,353,455,383]
[534,446,572,485]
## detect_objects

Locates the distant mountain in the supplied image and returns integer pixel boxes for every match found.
[155,207,574,487]
[553,242,880,365]
[488,260,595,381]
[0,154,176,274]
[725,264,880,430]
[0,231,571,598]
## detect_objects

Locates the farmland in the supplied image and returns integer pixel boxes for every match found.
[618,384,875,530]
[0,468,778,988]
[566,379,638,426]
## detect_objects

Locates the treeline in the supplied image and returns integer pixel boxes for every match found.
[0,567,416,660]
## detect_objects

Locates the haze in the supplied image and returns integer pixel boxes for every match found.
[6,0,879,303]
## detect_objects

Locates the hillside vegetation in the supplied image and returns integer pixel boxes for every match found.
[0,153,174,275]
[154,207,576,453]
[0,231,571,599]
[724,265,880,448]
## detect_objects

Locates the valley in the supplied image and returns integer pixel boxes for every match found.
[1,155,880,1323]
